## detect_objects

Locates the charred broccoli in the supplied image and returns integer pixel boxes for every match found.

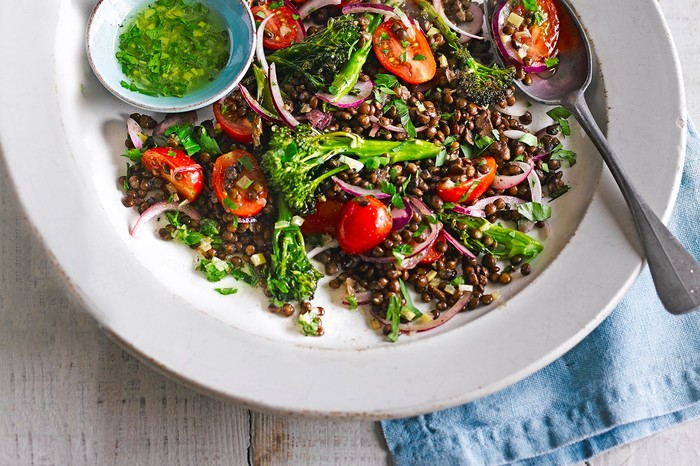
[417,0,515,106]
[260,124,443,215]
[266,195,323,305]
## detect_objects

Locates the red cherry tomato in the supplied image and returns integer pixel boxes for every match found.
[212,149,269,217]
[301,199,345,235]
[372,19,436,85]
[436,156,497,204]
[336,196,393,254]
[251,3,300,51]
[213,95,254,144]
[418,232,446,264]
[141,147,203,202]
[511,0,560,65]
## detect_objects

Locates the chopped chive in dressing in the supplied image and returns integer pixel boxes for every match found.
[116,0,230,97]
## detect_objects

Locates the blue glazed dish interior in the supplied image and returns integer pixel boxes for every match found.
[86,0,256,113]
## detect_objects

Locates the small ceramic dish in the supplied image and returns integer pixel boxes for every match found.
[85,0,255,113]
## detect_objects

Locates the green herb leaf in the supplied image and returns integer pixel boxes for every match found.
[517,202,552,222]
[215,287,238,295]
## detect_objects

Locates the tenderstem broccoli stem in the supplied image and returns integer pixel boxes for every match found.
[311,131,443,163]
[267,196,323,305]
[329,14,383,99]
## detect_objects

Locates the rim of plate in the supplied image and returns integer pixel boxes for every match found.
[0,0,686,419]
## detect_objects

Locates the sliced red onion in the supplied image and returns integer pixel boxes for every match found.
[308,238,339,259]
[491,162,533,190]
[342,3,416,38]
[256,14,274,74]
[433,0,484,41]
[390,199,413,231]
[297,0,341,20]
[305,108,333,129]
[450,204,486,217]
[238,217,258,224]
[368,122,380,138]
[513,161,541,202]
[442,229,477,260]
[470,194,527,210]
[238,83,283,123]
[492,0,549,72]
[343,290,372,306]
[153,111,197,137]
[127,118,145,149]
[316,79,374,108]
[268,63,301,128]
[129,201,202,238]
[503,129,526,140]
[372,290,471,334]
[359,199,441,270]
[368,115,405,133]
[331,176,390,200]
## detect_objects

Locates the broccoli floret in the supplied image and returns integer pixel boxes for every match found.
[266,195,323,305]
[260,124,443,215]
[439,211,543,261]
[417,0,515,106]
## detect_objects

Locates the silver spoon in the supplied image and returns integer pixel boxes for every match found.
[486,0,700,314]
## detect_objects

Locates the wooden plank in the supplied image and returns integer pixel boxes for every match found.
[251,413,389,465]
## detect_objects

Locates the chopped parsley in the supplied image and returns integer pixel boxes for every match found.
[115,0,230,98]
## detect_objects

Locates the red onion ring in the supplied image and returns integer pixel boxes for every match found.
[513,161,541,202]
[372,290,471,334]
[368,115,406,133]
[341,3,416,38]
[332,176,391,200]
[390,199,413,231]
[432,0,484,41]
[491,0,549,73]
[129,201,202,238]
[442,229,477,259]
[316,79,374,108]
[127,118,145,149]
[305,109,333,129]
[470,195,527,210]
[297,0,342,20]
[152,111,197,137]
[268,63,301,128]
[491,162,533,190]
[238,84,283,123]
[256,14,273,74]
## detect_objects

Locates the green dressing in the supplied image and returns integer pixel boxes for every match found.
[116,0,230,98]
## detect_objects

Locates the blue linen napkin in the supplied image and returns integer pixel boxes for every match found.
[382,120,700,465]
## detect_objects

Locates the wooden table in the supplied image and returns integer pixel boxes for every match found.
[2,1,698,464]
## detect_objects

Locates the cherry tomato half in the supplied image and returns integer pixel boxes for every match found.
[141,147,204,202]
[301,198,345,236]
[336,196,393,254]
[511,0,560,65]
[212,149,269,217]
[251,3,300,51]
[418,232,446,265]
[436,156,497,204]
[372,19,436,85]
[213,95,254,144]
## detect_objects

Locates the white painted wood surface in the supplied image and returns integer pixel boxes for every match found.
[1,0,698,464]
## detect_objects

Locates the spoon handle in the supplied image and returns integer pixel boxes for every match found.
[564,92,700,314]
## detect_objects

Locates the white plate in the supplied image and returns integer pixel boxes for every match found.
[0,0,686,418]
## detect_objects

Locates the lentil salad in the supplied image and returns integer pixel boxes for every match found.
[118,0,576,341]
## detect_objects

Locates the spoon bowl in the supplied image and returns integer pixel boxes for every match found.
[489,0,700,314]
